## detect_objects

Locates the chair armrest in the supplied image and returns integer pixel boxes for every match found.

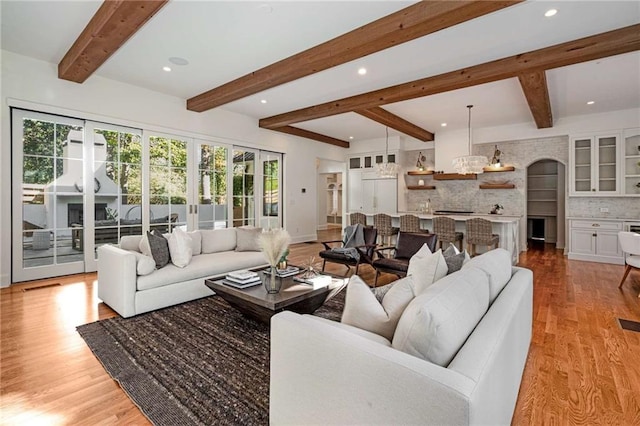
[321,240,343,250]
[270,312,474,425]
[97,244,138,318]
[375,245,396,259]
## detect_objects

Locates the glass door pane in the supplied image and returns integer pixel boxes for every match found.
[232,149,256,227]
[260,151,283,229]
[597,136,617,192]
[197,143,229,229]
[12,110,85,282]
[573,138,592,192]
[88,125,143,267]
[149,135,188,234]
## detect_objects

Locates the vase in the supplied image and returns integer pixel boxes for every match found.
[263,266,282,294]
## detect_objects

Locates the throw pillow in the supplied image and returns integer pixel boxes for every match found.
[442,243,466,274]
[392,266,490,367]
[139,233,152,258]
[461,248,512,304]
[406,244,448,294]
[147,230,171,269]
[236,226,262,251]
[168,227,193,268]
[187,230,202,255]
[120,235,143,252]
[341,275,416,341]
[128,250,156,276]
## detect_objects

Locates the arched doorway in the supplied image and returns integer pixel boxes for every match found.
[526,159,566,249]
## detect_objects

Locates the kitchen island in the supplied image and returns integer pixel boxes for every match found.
[356,212,522,264]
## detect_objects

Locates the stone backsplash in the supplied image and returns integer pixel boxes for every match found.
[567,197,640,220]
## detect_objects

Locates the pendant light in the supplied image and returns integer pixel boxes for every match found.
[452,105,488,174]
[375,126,400,178]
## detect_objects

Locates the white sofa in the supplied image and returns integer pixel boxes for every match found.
[97,228,268,318]
[270,249,533,425]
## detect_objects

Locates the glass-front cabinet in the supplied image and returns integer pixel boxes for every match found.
[622,128,640,196]
[570,133,620,195]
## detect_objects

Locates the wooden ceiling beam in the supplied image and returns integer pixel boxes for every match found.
[186,1,523,112]
[260,24,640,129]
[58,0,169,83]
[518,71,553,128]
[269,126,350,148]
[356,107,434,141]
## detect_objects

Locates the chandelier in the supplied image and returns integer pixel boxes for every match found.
[452,105,488,174]
[375,126,400,178]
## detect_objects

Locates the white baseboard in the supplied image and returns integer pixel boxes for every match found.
[291,233,318,244]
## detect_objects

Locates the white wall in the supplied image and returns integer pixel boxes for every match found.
[0,50,346,286]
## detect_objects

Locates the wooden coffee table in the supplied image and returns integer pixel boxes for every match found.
[205,271,347,323]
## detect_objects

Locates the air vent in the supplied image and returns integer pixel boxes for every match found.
[618,318,640,333]
[23,283,61,292]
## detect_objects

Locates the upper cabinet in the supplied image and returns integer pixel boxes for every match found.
[622,128,640,196]
[570,132,620,196]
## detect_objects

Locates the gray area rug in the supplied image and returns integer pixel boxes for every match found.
[77,291,345,426]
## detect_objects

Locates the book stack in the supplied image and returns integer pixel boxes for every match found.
[275,266,300,277]
[222,270,261,289]
[293,274,332,289]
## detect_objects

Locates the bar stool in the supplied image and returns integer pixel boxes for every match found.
[350,212,367,227]
[399,214,428,234]
[373,213,399,246]
[432,216,464,251]
[465,218,499,256]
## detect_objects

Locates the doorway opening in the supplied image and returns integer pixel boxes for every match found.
[526,159,566,249]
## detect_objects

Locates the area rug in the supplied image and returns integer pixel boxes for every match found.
[77,291,345,426]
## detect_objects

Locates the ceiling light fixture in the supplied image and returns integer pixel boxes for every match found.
[358,67,367,76]
[349,136,354,140]
[545,9,557,17]
[162,66,171,72]
[452,105,488,175]
[261,99,267,104]
[375,127,400,178]
[587,101,595,105]
[441,123,447,127]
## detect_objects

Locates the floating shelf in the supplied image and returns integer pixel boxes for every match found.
[482,165,515,172]
[407,185,436,190]
[407,170,434,175]
[433,173,477,180]
[479,183,516,189]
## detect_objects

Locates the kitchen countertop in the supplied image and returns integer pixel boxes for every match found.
[567,216,640,222]
[361,211,523,223]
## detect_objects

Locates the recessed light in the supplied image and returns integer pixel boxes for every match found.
[260,99,267,104]
[358,67,367,76]
[545,9,557,17]
[441,123,447,127]
[349,136,354,140]
[162,66,172,72]
[587,101,595,105]
[169,57,189,66]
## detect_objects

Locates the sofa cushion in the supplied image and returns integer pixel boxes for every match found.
[461,248,512,303]
[128,250,156,276]
[147,230,171,269]
[236,226,262,251]
[187,230,202,255]
[392,267,490,367]
[341,275,415,341]
[120,235,143,252]
[139,233,152,257]
[406,245,448,294]
[168,227,193,268]
[201,228,237,253]
[136,250,268,291]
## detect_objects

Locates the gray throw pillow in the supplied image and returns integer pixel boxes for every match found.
[147,230,171,268]
[235,226,262,251]
[443,243,465,274]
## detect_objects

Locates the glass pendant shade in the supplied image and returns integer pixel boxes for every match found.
[376,127,400,178]
[452,105,488,174]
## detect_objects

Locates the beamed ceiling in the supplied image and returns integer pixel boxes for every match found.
[2,1,639,147]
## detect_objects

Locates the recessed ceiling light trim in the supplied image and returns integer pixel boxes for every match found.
[545,9,557,17]
[358,67,367,76]
[261,99,267,104]
[587,101,595,105]
[162,66,171,72]
[169,57,189,66]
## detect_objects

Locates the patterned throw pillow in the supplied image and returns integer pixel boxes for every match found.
[442,243,471,274]
[147,230,171,269]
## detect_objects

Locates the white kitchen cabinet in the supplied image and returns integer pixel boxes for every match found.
[622,127,640,196]
[570,133,620,195]
[568,219,623,264]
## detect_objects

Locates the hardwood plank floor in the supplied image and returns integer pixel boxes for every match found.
[1,231,639,425]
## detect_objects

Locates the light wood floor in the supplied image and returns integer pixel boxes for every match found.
[1,230,639,425]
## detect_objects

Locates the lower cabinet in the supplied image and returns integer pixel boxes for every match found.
[568,219,623,264]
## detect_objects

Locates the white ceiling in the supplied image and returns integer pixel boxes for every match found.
[2,0,640,143]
